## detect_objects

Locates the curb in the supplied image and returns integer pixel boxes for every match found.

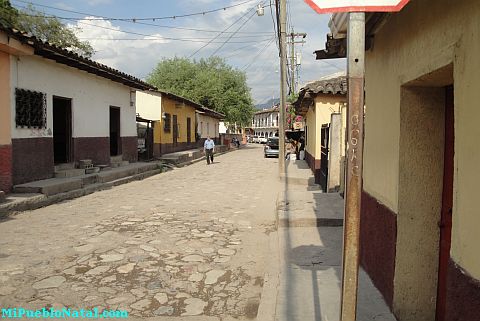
[256,190,281,321]
[0,169,163,218]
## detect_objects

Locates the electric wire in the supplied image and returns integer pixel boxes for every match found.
[209,8,259,57]
[242,36,275,71]
[188,6,256,58]
[12,0,258,21]
[11,0,273,35]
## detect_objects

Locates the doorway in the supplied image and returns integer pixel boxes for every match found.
[173,115,178,147]
[53,96,72,164]
[110,107,121,156]
[395,64,453,321]
[187,117,191,144]
[435,85,454,321]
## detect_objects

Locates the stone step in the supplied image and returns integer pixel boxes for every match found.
[54,163,75,172]
[54,168,85,178]
[85,167,100,175]
[14,178,83,196]
[110,155,123,163]
[78,159,93,169]
[12,162,161,197]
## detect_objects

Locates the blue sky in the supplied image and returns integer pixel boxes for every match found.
[11,0,346,104]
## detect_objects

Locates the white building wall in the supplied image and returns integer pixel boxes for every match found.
[10,55,136,139]
[198,114,219,138]
[136,91,162,121]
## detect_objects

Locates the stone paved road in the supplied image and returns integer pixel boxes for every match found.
[0,144,280,320]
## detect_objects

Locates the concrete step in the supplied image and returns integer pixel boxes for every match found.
[277,191,344,228]
[12,163,162,198]
[110,155,123,163]
[54,168,85,178]
[78,159,93,169]
[97,165,140,183]
[54,163,75,172]
[85,167,100,175]
[14,178,83,196]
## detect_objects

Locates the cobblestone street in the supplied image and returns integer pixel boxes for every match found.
[0,145,280,320]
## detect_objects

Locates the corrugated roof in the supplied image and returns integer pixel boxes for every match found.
[148,89,225,119]
[254,105,279,115]
[0,25,155,91]
[293,75,347,115]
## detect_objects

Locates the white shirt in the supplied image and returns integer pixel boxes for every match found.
[204,139,215,150]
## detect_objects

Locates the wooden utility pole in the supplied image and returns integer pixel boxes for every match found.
[288,31,306,94]
[277,0,287,173]
[340,11,365,321]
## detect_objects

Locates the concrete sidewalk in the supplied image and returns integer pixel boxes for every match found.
[259,160,397,321]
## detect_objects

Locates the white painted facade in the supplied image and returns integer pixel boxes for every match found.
[197,112,220,139]
[136,91,162,121]
[219,121,227,134]
[252,107,279,137]
[10,55,136,139]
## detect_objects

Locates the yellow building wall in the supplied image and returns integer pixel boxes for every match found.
[305,107,316,158]
[364,0,480,280]
[0,51,10,145]
[153,97,196,145]
[312,95,346,160]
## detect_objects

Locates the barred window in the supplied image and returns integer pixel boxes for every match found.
[163,113,171,132]
[15,88,47,129]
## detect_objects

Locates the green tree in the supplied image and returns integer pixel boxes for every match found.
[0,1,94,58]
[147,57,255,126]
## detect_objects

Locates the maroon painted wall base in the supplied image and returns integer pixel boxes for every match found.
[360,190,397,308]
[121,136,138,163]
[73,137,110,165]
[445,258,480,321]
[0,144,12,192]
[12,138,54,185]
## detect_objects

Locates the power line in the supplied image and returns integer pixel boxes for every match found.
[242,36,275,71]
[12,4,271,45]
[76,37,273,44]
[12,0,259,21]
[269,0,279,50]
[56,15,271,44]
[209,9,258,57]
[189,5,256,58]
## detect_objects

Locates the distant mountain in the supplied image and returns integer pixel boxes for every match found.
[255,98,280,110]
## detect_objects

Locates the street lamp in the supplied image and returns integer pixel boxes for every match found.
[256,4,265,16]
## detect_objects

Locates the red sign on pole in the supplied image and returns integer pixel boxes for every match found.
[304,0,410,13]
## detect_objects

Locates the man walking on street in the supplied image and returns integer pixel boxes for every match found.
[204,136,215,165]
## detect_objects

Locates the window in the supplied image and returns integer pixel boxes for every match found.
[163,113,171,132]
[15,88,47,128]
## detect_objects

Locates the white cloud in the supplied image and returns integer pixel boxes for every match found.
[86,0,112,6]
[70,0,346,104]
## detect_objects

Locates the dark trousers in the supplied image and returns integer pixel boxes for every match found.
[205,149,214,164]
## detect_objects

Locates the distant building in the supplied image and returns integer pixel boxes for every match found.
[136,90,223,156]
[294,75,347,191]
[250,105,279,138]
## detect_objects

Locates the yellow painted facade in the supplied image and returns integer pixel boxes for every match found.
[363,0,480,283]
[153,96,196,145]
[304,95,346,160]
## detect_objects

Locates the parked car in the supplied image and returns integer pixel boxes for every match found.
[258,136,268,144]
[252,135,259,143]
[264,137,279,158]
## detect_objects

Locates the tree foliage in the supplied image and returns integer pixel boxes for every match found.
[147,57,255,126]
[0,1,94,58]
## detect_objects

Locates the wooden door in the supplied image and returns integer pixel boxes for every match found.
[172,115,178,147]
[435,85,454,321]
[187,117,191,144]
